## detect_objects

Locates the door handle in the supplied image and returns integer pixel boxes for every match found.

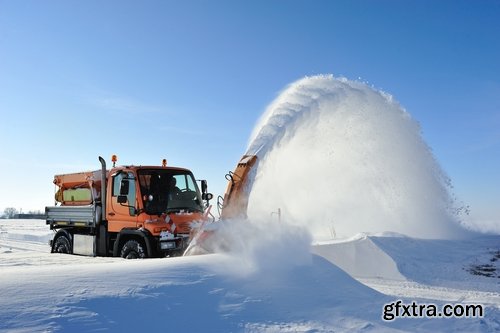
[108,212,115,216]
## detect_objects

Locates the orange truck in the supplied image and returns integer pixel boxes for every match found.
[45,156,214,258]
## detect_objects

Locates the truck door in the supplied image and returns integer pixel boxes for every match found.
[107,170,138,232]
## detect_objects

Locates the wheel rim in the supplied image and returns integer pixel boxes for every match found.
[121,240,145,259]
[126,251,138,259]
[54,236,70,253]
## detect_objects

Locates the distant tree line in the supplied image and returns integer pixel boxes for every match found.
[1,208,43,219]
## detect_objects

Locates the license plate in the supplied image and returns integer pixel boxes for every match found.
[160,241,176,250]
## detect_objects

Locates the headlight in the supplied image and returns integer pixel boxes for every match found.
[160,230,175,240]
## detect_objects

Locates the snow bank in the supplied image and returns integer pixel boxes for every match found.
[370,234,500,292]
[312,235,405,280]
[0,219,52,259]
[312,233,500,302]
[0,219,52,243]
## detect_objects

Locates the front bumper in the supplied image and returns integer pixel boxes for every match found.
[158,234,190,256]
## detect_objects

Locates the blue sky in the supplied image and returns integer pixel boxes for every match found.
[0,1,498,223]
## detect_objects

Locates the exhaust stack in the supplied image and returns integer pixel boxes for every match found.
[98,156,107,222]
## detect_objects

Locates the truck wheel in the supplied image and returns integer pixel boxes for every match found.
[121,240,145,259]
[53,234,72,254]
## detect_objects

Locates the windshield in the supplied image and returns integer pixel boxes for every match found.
[137,169,203,215]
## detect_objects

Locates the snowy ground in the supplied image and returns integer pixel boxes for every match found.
[1,220,499,332]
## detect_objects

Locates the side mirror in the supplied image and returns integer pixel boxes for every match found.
[120,179,130,195]
[117,195,128,204]
[201,180,208,194]
[202,193,213,201]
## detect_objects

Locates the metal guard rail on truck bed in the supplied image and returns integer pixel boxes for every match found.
[46,205,98,228]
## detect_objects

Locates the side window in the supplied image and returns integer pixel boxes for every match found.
[172,174,196,192]
[112,173,125,197]
[112,171,136,215]
[174,174,187,191]
[126,172,136,207]
[186,175,196,191]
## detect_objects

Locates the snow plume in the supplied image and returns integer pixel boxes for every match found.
[246,75,469,240]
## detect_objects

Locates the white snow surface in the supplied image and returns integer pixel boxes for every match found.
[1,219,499,332]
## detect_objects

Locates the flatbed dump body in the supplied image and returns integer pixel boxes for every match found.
[46,205,97,228]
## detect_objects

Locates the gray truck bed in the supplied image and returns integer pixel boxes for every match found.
[45,205,98,228]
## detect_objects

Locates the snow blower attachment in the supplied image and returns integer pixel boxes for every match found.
[219,155,258,220]
[184,154,258,255]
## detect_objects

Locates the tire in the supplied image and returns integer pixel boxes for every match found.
[120,240,146,259]
[53,234,72,254]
